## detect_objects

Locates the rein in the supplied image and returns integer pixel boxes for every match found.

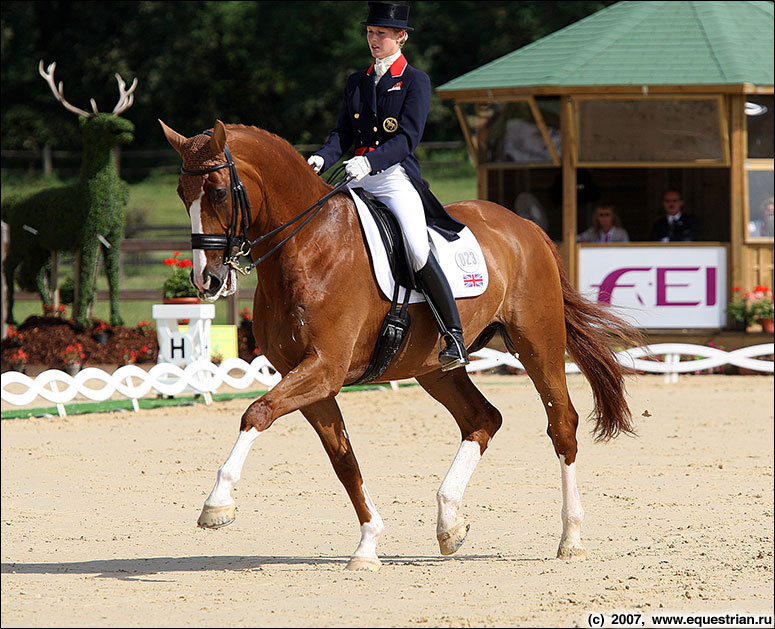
[182,130,351,275]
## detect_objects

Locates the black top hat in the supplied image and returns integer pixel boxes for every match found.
[361,2,414,31]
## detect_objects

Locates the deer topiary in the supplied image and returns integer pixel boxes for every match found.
[3,60,137,328]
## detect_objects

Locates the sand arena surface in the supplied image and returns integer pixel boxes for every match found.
[1,373,773,627]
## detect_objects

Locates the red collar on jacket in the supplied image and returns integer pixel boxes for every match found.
[366,54,407,78]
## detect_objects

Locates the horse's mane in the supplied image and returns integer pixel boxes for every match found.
[224,123,318,177]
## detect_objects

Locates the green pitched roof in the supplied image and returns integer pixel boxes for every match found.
[437,1,774,93]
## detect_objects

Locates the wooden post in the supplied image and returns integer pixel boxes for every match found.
[42,145,53,175]
[454,102,478,167]
[561,95,578,283]
[476,103,489,201]
[729,95,745,298]
[227,292,238,325]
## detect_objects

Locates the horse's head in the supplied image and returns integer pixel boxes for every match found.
[159,119,241,302]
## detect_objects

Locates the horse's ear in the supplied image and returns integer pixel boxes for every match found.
[211,120,227,154]
[210,120,226,155]
[159,119,186,155]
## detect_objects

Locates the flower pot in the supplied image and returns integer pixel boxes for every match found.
[64,363,81,376]
[163,297,201,305]
[761,318,774,333]
[95,332,109,344]
[11,364,27,375]
[733,319,747,332]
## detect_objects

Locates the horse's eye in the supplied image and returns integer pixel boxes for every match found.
[210,187,228,203]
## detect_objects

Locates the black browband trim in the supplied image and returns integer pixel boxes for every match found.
[181,161,230,176]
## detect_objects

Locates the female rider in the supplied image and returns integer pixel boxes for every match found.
[307,1,469,371]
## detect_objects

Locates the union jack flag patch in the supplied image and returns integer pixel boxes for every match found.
[463,273,483,288]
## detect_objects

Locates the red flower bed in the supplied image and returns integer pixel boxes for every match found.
[2,316,258,370]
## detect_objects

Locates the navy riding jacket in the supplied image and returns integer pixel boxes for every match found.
[316,54,428,181]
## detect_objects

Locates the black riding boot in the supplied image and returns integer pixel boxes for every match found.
[415,253,469,371]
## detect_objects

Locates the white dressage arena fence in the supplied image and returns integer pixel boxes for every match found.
[2,343,772,417]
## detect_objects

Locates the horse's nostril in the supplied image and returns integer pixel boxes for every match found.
[207,273,222,292]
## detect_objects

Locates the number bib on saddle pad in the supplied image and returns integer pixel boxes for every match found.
[348,188,489,302]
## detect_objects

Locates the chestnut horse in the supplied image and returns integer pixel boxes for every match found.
[160,119,637,571]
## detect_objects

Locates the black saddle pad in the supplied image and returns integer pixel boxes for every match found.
[352,187,415,289]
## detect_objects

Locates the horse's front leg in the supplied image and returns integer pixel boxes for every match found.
[301,399,384,571]
[197,354,346,528]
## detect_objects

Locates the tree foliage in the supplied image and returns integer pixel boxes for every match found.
[1,1,612,152]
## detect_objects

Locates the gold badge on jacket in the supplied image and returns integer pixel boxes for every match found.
[383,117,398,133]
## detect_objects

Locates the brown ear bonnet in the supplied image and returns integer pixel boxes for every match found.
[178,133,227,203]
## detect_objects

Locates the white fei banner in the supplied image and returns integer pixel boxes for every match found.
[578,246,727,328]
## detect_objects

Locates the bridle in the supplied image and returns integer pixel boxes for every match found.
[181,130,351,276]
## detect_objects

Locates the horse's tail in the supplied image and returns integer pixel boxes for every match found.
[540,230,642,441]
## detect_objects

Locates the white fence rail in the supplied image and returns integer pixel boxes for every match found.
[2,344,772,418]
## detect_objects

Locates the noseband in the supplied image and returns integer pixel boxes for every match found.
[181,130,351,275]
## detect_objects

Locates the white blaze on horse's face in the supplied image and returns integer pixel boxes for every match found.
[190,191,210,291]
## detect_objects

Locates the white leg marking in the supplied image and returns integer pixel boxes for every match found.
[558,454,586,559]
[205,428,259,507]
[189,192,209,290]
[351,484,384,560]
[437,440,481,535]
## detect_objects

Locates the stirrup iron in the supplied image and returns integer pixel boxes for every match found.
[439,328,469,371]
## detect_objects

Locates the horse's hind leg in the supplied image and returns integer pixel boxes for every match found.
[415,368,503,555]
[508,327,587,560]
[301,398,384,571]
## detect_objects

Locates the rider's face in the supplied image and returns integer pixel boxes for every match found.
[367,26,402,59]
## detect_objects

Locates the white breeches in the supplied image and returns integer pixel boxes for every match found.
[354,164,429,271]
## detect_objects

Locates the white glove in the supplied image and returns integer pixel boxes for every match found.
[344,156,371,182]
[307,155,324,174]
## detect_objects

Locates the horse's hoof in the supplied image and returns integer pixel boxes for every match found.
[197,502,236,529]
[557,543,588,560]
[345,556,381,572]
[437,521,470,555]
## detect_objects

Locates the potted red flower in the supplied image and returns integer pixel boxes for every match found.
[92,319,109,344]
[748,285,774,333]
[62,342,85,375]
[121,348,138,365]
[161,251,200,304]
[9,348,28,374]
